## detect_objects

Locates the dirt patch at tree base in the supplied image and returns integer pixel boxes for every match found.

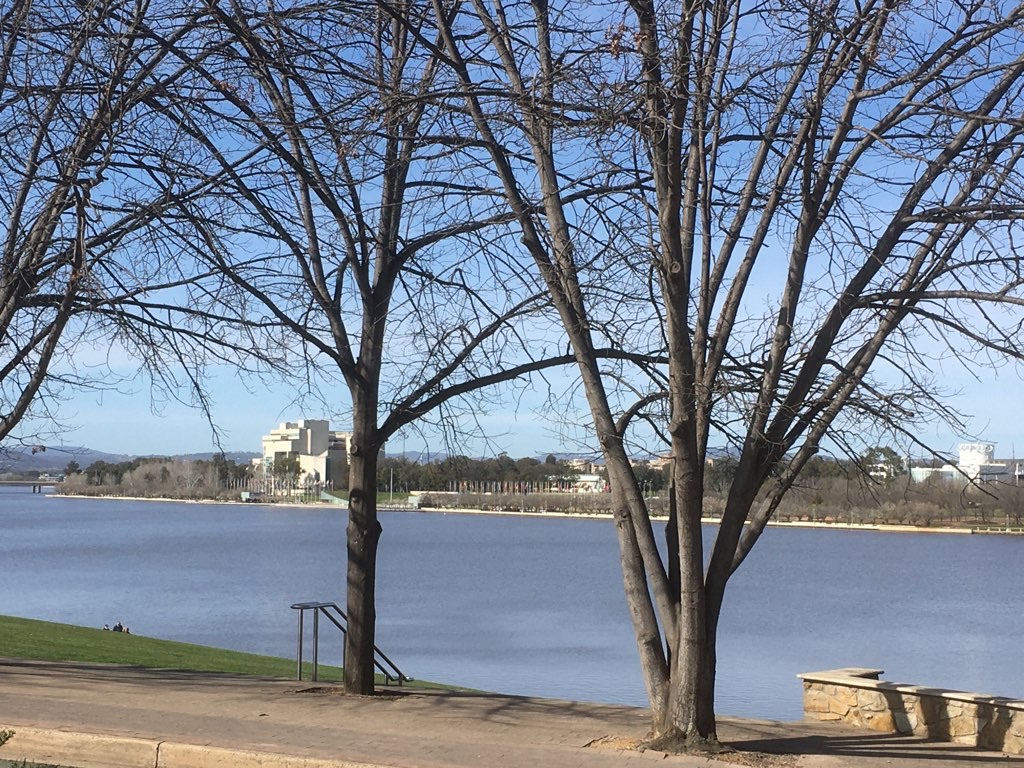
[583,735,798,767]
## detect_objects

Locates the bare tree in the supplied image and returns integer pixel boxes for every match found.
[427,0,1024,750]
[0,0,251,449]
[151,0,618,694]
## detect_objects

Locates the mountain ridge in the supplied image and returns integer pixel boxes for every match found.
[0,446,259,473]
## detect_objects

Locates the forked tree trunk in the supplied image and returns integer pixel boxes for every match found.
[343,424,382,695]
[644,595,720,749]
[646,510,720,747]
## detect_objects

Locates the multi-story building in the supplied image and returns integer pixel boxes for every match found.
[646,453,672,471]
[565,457,605,475]
[910,442,1024,484]
[251,420,354,485]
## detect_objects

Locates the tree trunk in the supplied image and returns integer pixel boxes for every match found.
[343,421,382,695]
[650,599,720,750]
[646,423,719,748]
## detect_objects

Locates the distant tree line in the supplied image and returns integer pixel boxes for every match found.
[417,466,1024,528]
[53,450,668,499]
[59,454,252,499]
[373,454,591,494]
[56,452,604,498]
[51,448,1024,526]
[775,475,1024,528]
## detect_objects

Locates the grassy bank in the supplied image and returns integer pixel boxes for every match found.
[0,614,342,680]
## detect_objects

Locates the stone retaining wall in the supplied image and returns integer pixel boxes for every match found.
[798,667,1024,754]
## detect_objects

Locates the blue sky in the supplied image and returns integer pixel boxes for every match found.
[5,0,1024,471]
[45,359,594,460]
[34,346,1024,463]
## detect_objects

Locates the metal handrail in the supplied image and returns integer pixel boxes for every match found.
[290,600,411,686]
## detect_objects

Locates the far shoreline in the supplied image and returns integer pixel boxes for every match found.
[45,491,989,535]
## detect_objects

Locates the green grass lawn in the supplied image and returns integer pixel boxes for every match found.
[0,614,394,684]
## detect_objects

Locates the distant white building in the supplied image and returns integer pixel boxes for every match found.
[572,473,608,493]
[565,457,605,475]
[911,442,1024,484]
[252,420,355,485]
[649,454,671,470]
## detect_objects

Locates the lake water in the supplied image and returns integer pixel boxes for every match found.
[1,485,1021,720]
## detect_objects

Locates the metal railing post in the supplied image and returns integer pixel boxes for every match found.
[291,600,408,686]
[296,608,304,680]
[312,608,320,682]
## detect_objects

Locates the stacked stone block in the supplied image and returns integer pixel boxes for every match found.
[798,668,1024,755]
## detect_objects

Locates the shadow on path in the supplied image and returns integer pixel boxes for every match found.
[730,729,1024,764]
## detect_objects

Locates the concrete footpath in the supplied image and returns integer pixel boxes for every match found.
[0,659,1021,768]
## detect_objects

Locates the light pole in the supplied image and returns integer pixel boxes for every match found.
[389,467,394,505]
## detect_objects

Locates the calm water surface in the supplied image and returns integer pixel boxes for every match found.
[1,485,1021,720]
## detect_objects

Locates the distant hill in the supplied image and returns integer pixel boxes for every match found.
[0,446,259,473]
[0,446,130,473]
[153,451,260,463]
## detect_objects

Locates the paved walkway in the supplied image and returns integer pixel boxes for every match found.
[0,659,1021,768]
